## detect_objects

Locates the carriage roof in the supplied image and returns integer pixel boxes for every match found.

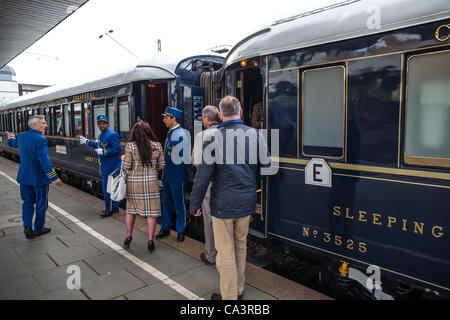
[0,53,222,111]
[224,0,450,68]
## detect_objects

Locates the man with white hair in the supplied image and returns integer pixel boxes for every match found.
[192,105,220,266]
[6,115,62,239]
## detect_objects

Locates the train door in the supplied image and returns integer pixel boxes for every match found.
[146,82,169,146]
[234,61,265,236]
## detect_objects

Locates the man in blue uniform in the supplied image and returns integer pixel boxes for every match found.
[156,107,191,242]
[6,115,62,239]
[80,115,122,217]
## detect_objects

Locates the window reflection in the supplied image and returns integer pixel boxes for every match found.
[268,70,298,158]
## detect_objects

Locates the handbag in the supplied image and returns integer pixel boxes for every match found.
[110,165,127,202]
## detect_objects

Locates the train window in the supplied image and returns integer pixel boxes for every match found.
[405,50,450,167]
[46,107,52,136]
[27,109,32,128]
[107,98,115,132]
[10,113,15,132]
[302,66,345,159]
[93,100,106,139]
[73,103,82,137]
[20,111,24,132]
[118,98,130,139]
[82,102,91,138]
[63,104,70,137]
[53,106,63,136]
[17,112,22,132]
[19,111,24,132]
[268,70,298,158]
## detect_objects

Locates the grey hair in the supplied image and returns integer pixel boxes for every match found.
[219,95,241,117]
[28,115,45,128]
[202,105,219,122]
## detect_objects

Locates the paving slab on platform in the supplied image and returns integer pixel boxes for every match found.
[0,156,332,301]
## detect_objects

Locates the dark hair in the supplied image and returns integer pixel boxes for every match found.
[128,121,158,166]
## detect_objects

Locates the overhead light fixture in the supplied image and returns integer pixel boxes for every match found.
[240,60,247,67]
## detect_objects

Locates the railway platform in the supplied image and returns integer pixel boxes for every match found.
[0,156,331,301]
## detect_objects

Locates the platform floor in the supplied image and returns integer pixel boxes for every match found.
[0,156,332,300]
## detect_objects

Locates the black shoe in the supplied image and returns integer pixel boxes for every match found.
[100,211,113,218]
[155,229,170,239]
[35,227,51,237]
[148,240,155,253]
[24,227,35,239]
[210,293,221,300]
[210,293,244,300]
[177,232,185,242]
[124,236,132,248]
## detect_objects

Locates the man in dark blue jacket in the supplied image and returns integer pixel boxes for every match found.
[80,115,122,217]
[7,115,62,239]
[189,96,272,300]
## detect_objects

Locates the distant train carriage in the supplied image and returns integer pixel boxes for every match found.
[220,0,450,298]
[0,53,223,195]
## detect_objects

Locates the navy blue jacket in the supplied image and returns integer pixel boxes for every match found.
[7,129,59,186]
[163,125,191,182]
[87,128,122,176]
[189,120,271,219]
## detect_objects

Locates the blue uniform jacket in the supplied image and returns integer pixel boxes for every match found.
[163,125,190,181]
[7,129,59,186]
[87,128,122,176]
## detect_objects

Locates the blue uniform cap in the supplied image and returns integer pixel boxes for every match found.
[97,115,109,123]
[162,107,182,120]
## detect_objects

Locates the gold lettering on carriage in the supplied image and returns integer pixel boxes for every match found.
[332,205,445,239]
[435,24,450,42]
[84,156,97,163]
[72,92,95,102]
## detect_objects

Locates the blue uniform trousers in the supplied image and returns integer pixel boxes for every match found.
[102,174,119,213]
[161,177,188,233]
[20,184,48,233]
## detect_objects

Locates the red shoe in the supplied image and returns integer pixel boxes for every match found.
[200,252,215,265]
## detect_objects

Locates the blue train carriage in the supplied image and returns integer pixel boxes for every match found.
[221,0,450,298]
[0,53,223,195]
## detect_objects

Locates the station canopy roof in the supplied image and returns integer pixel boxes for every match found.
[0,0,89,68]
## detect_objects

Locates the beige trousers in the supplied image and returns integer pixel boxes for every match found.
[211,215,251,300]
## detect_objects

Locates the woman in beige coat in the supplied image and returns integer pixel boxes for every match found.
[122,121,164,253]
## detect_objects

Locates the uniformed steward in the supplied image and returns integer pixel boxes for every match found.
[156,107,191,242]
[6,115,63,239]
[80,115,122,217]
